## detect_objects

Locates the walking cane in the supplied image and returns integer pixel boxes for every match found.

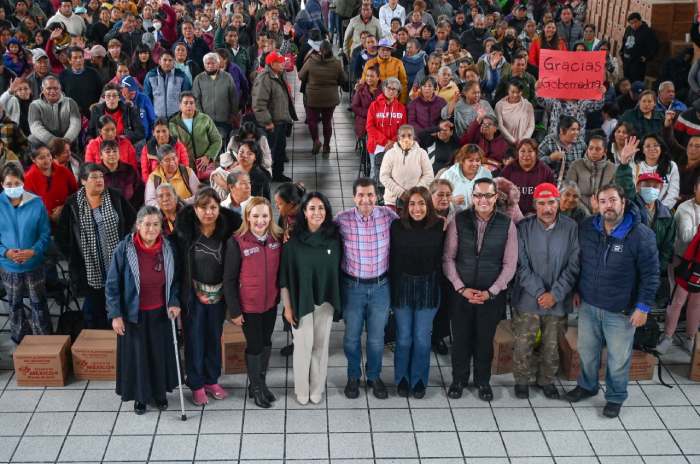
[170,316,187,421]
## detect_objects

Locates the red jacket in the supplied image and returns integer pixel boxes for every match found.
[365,94,407,154]
[84,136,137,170]
[140,140,190,182]
[234,232,281,314]
[24,162,78,213]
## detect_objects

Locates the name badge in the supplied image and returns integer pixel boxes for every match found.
[243,246,260,256]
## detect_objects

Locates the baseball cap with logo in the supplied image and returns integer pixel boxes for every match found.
[265,51,285,65]
[533,183,560,200]
[636,172,663,184]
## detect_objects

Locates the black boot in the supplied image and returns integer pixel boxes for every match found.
[246,353,271,408]
[260,346,276,402]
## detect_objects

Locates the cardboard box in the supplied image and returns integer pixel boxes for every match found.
[221,323,246,374]
[690,337,700,381]
[558,327,656,381]
[71,330,117,380]
[492,320,514,375]
[13,335,71,387]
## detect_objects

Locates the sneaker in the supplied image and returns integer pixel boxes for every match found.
[655,334,673,354]
[603,402,621,418]
[344,378,360,399]
[192,388,208,406]
[134,401,146,415]
[412,380,426,399]
[396,378,409,397]
[204,384,228,400]
[537,383,560,399]
[514,384,529,399]
[367,378,388,399]
[683,335,696,354]
[564,386,598,403]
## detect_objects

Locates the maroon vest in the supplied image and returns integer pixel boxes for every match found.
[234,232,281,313]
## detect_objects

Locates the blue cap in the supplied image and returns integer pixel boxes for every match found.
[120,75,138,91]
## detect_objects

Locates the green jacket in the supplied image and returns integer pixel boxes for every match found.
[279,229,342,321]
[620,108,664,139]
[169,111,222,165]
[616,163,676,270]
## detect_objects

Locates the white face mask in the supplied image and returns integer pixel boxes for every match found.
[153,21,162,31]
[4,185,24,199]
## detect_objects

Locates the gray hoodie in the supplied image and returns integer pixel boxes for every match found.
[28,94,81,145]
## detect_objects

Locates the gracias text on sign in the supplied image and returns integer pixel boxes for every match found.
[537,50,606,100]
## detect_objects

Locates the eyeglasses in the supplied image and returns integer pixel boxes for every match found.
[104,93,119,98]
[87,173,104,179]
[473,193,497,200]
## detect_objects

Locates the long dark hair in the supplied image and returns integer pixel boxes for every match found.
[275,182,306,206]
[399,186,439,229]
[636,134,672,178]
[539,21,560,49]
[292,191,339,239]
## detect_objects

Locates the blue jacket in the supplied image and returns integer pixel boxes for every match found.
[105,234,180,323]
[578,206,660,314]
[0,191,51,273]
[133,91,157,140]
[143,67,192,119]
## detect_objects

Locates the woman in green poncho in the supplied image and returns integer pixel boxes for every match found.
[280,191,342,406]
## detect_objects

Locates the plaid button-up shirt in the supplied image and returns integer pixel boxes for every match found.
[335,206,398,279]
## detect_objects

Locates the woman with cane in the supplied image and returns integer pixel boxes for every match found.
[106,205,182,415]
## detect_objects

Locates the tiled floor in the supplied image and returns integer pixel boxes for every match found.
[1,79,700,463]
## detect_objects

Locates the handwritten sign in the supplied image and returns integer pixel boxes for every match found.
[537,50,606,100]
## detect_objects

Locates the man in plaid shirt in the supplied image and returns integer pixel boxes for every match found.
[335,177,398,400]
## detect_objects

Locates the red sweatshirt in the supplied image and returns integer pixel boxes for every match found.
[84,136,138,170]
[24,162,78,213]
[365,94,407,154]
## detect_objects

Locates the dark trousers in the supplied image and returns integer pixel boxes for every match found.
[241,307,277,355]
[266,122,289,178]
[83,288,108,330]
[306,107,334,144]
[449,289,504,386]
[215,121,233,149]
[623,59,647,83]
[432,274,452,343]
[184,298,225,390]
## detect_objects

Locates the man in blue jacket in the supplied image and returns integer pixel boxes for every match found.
[565,183,659,418]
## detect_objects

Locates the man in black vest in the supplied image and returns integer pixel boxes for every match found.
[442,177,518,401]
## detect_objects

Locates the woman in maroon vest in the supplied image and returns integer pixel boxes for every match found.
[223,197,283,408]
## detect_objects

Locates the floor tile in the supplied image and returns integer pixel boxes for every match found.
[618,406,664,430]
[157,410,202,434]
[681,385,700,404]
[597,457,643,464]
[25,411,73,436]
[415,432,462,458]
[0,390,42,412]
[0,413,31,436]
[575,407,624,430]
[57,435,109,462]
[199,409,243,434]
[239,433,284,460]
[458,432,507,457]
[544,431,594,456]
[411,408,456,431]
[0,437,19,462]
[327,408,370,432]
[103,435,152,461]
[242,409,285,433]
[371,408,413,431]
[194,434,240,460]
[285,432,329,459]
[149,434,197,461]
[628,430,682,455]
[535,407,582,430]
[68,411,117,435]
[641,385,691,406]
[329,432,373,459]
[111,410,159,435]
[493,407,540,431]
[671,429,700,454]
[452,408,498,431]
[78,389,122,411]
[655,405,700,429]
[501,431,550,457]
[10,435,63,462]
[586,430,638,456]
[285,408,327,433]
[373,432,419,458]
[36,389,83,411]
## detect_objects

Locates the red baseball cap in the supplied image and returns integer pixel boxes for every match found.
[637,172,663,184]
[533,183,560,200]
[265,51,285,65]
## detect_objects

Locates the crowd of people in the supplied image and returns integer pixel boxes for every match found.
[0,0,699,423]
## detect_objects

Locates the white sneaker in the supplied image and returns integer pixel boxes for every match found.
[655,335,673,354]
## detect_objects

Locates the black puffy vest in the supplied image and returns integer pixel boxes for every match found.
[455,209,511,290]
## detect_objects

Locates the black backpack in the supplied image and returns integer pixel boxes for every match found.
[633,316,672,389]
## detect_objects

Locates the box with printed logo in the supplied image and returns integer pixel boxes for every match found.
[13,335,71,386]
[492,320,514,374]
[72,330,117,380]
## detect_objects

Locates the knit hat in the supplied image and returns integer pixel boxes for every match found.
[120,75,138,91]
[533,183,560,200]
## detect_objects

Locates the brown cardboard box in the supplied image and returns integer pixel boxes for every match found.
[492,320,514,375]
[71,330,117,380]
[558,327,656,381]
[690,337,700,381]
[221,323,246,374]
[13,335,71,387]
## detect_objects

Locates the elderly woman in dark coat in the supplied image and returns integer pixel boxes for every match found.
[298,40,348,157]
[106,205,181,415]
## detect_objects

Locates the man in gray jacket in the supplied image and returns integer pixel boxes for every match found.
[511,182,580,400]
[192,52,239,147]
[28,76,81,146]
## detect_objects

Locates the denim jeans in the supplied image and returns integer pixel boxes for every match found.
[577,302,636,404]
[342,276,391,381]
[394,307,437,388]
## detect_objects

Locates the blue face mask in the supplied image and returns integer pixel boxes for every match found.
[3,185,24,199]
[639,186,660,204]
